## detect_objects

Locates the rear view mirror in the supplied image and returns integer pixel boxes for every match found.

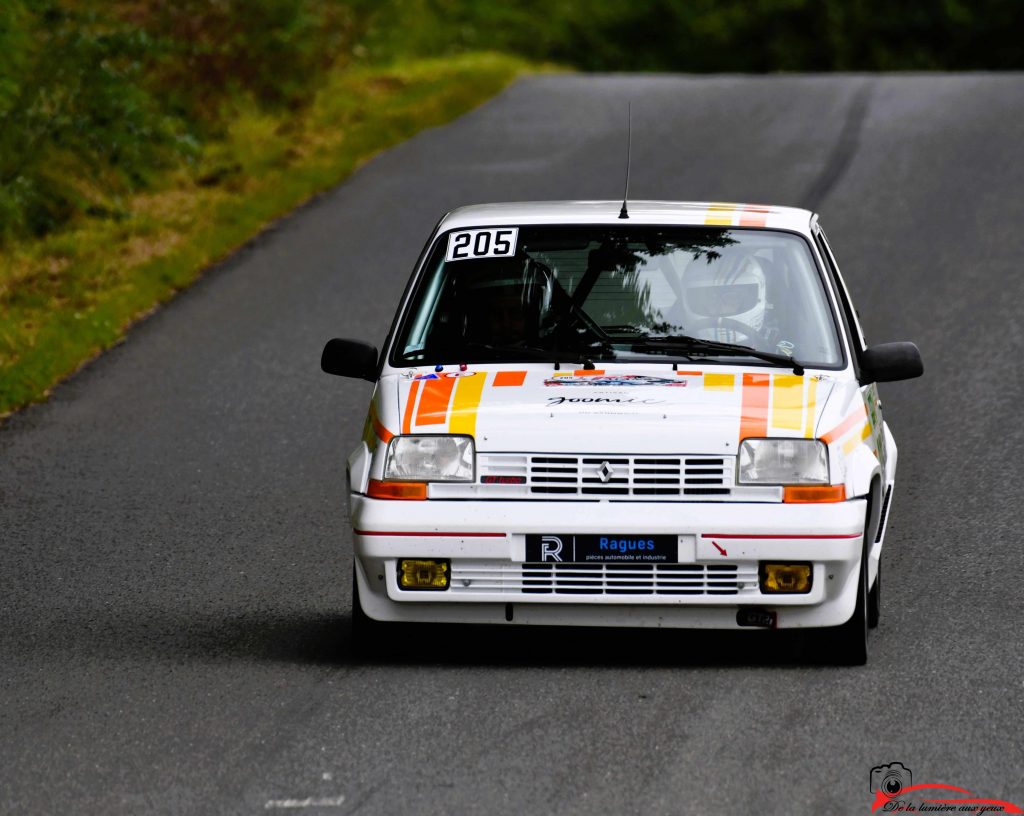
[321,338,378,382]
[860,342,923,384]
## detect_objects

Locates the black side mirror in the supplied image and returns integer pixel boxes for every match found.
[860,342,923,384]
[321,338,378,382]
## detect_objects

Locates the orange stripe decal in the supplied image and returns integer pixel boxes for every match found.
[572,369,606,377]
[739,204,770,227]
[370,402,394,444]
[739,373,771,442]
[493,370,527,387]
[675,370,702,376]
[415,376,456,426]
[820,403,868,444]
[402,380,421,434]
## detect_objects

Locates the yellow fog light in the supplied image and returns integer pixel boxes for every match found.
[398,559,450,591]
[760,563,813,594]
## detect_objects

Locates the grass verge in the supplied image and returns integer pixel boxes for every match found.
[0,51,536,417]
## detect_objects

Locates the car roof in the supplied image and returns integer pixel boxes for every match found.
[438,200,815,234]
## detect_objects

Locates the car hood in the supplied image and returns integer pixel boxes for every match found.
[386,366,843,455]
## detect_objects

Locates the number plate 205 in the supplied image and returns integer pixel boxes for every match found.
[445,227,518,262]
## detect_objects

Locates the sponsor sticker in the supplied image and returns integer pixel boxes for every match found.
[546,396,665,406]
[525,534,676,563]
[543,375,688,387]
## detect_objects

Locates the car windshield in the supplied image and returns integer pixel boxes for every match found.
[392,225,844,368]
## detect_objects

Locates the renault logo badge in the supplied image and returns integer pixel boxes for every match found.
[597,461,615,483]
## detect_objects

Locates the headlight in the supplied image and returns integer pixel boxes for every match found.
[384,435,475,482]
[738,438,828,485]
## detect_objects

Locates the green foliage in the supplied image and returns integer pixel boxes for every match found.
[134,0,359,121]
[0,1,31,115]
[361,0,1024,72]
[0,2,184,239]
[0,52,531,414]
[0,0,358,243]
[2,0,1023,244]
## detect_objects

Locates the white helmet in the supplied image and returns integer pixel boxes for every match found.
[683,254,767,340]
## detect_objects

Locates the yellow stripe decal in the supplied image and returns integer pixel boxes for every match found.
[361,412,376,449]
[841,422,872,454]
[448,373,487,437]
[704,203,735,226]
[704,373,735,391]
[771,374,804,431]
[803,378,818,438]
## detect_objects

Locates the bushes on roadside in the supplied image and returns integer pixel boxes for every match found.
[3,0,1024,245]
[0,0,358,243]
[127,0,360,123]
[361,0,1024,73]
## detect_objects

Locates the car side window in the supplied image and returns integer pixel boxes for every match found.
[815,227,868,352]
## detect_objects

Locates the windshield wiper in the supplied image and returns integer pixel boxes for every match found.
[633,335,805,375]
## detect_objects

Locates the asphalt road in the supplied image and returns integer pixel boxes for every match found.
[3,74,1023,815]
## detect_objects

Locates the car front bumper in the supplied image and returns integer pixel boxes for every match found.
[350,495,866,630]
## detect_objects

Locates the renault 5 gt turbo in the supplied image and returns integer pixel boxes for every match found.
[321,200,923,664]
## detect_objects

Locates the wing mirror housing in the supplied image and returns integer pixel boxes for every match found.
[860,341,923,385]
[321,338,378,382]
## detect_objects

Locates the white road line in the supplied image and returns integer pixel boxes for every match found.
[264,795,346,809]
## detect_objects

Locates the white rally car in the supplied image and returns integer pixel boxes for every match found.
[322,201,923,664]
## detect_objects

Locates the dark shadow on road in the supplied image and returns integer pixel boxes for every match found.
[351,618,836,670]
[6,607,850,671]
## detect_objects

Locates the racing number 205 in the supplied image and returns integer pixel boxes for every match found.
[445,228,519,262]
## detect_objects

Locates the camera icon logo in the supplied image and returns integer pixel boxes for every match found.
[870,762,913,796]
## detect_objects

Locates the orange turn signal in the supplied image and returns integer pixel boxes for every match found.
[783,485,846,503]
[367,479,427,500]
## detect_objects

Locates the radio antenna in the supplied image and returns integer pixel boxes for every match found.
[618,102,632,220]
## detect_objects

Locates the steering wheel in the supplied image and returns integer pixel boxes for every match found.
[685,317,770,348]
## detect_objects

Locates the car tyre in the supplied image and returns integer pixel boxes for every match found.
[351,568,391,658]
[822,547,869,666]
[868,555,881,629]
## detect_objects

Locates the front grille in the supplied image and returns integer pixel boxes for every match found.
[447,452,768,503]
[528,455,730,497]
[448,561,759,596]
